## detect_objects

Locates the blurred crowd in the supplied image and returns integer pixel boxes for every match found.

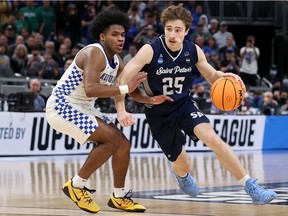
[0,0,287,115]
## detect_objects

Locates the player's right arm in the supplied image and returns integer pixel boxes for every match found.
[114,44,153,127]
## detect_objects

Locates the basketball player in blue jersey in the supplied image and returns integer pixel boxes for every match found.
[115,4,277,205]
[46,10,147,213]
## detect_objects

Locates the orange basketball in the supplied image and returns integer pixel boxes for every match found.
[210,77,244,111]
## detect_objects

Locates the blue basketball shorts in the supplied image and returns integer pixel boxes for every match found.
[145,98,210,161]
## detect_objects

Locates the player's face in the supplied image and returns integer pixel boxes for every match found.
[101,24,125,56]
[164,20,189,51]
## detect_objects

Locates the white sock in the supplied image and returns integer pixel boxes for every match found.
[180,173,188,178]
[72,174,88,188]
[114,187,125,198]
[239,174,251,186]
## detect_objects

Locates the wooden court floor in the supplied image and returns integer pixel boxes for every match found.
[0,150,287,216]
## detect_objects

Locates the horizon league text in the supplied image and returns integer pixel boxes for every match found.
[29,116,257,151]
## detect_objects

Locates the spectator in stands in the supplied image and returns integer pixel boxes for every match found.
[194,35,211,59]
[34,32,45,53]
[209,50,222,70]
[8,35,24,57]
[15,11,29,35]
[4,24,16,45]
[264,64,282,88]
[38,51,59,79]
[127,2,142,29]
[44,40,57,60]
[133,24,158,48]
[213,21,234,50]
[207,37,218,56]
[208,18,218,35]
[28,78,46,112]
[190,21,211,44]
[272,89,287,108]
[68,43,84,59]
[218,35,239,62]
[192,83,211,113]
[55,43,69,68]
[259,91,279,115]
[123,43,138,65]
[53,30,66,51]
[0,34,8,46]
[63,58,72,70]
[1,14,17,33]
[191,4,206,33]
[10,0,22,18]
[25,34,36,53]
[139,11,162,35]
[100,0,116,11]
[239,35,260,87]
[80,1,97,45]
[38,0,56,41]
[27,45,44,77]
[220,47,240,74]
[279,92,288,115]
[55,0,67,33]
[199,14,209,33]
[20,1,42,33]
[63,37,72,54]
[63,3,81,46]
[123,17,140,51]
[282,75,288,91]
[0,42,10,68]
[0,0,10,25]
[10,43,28,75]
[58,57,73,79]
[20,27,30,43]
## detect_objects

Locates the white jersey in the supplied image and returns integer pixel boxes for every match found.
[46,43,119,144]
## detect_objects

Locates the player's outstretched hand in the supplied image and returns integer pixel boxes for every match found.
[150,95,174,105]
[127,72,147,93]
[117,110,136,127]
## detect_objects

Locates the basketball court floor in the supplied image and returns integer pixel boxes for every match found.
[0,150,287,216]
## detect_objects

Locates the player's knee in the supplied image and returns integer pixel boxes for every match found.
[112,130,130,151]
[204,133,223,149]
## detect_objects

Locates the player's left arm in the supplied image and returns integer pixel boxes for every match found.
[195,45,246,92]
[129,87,174,105]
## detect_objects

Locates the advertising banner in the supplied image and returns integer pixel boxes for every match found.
[0,112,286,156]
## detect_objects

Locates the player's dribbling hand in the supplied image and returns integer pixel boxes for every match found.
[117,110,136,127]
[223,73,246,93]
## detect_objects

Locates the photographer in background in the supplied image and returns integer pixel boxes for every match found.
[27,45,44,77]
[239,35,260,87]
[133,24,158,48]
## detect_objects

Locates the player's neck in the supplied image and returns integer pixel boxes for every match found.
[163,39,181,58]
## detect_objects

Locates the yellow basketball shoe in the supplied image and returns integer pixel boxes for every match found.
[62,179,100,213]
[107,190,146,212]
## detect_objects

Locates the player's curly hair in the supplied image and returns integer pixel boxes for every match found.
[89,9,130,41]
[160,4,192,31]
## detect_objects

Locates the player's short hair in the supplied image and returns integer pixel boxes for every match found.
[90,9,130,41]
[160,4,192,31]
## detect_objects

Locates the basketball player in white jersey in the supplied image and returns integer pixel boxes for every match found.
[46,10,147,213]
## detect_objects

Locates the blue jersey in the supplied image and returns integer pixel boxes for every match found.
[142,35,198,112]
[142,35,210,161]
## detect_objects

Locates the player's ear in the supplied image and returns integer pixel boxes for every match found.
[99,33,105,42]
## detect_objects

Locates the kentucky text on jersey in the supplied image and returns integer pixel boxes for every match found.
[100,73,114,82]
